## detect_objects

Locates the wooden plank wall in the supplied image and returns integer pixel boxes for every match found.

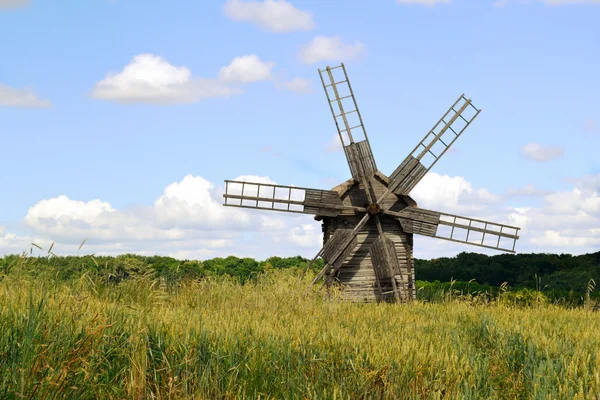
[321,177,417,302]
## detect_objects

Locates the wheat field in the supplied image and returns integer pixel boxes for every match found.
[1,267,599,399]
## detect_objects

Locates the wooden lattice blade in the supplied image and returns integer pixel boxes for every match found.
[223,180,357,216]
[310,213,371,285]
[388,94,481,196]
[322,226,363,269]
[343,141,377,185]
[319,64,377,183]
[323,229,359,273]
[369,236,401,281]
[388,207,520,253]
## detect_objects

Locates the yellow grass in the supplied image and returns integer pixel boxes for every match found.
[1,269,599,399]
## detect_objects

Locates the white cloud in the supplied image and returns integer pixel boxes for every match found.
[283,224,321,247]
[91,54,241,104]
[12,174,324,260]
[223,0,315,33]
[410,171,600,258]
[530,230,597,247]
[515,194,600,248]
[0,0,29,9]
[91,53,290,104]
[411,172,502,214]
[0,228,38,257]
[299,36,366,65]
[324,131,351,153]
[24,175,280,243]
[504,184,551,198]
[219,55,275,83]
[396,0,451,5]
[153,175,255,230]
[325,135,342,153]
[278,77,312,93]
[0,83,50,107]
[520,142,564,162]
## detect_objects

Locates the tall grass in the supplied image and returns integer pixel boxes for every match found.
[1,263,599,399]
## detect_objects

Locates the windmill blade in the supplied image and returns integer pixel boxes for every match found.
[402,240,415,302]
[387,95,481,196]
[311,213,371,285]
[388,207,520,253]
[223,180,361,217]
[369,235,405,302]
[319,63,377,183]
[323,229,359,281]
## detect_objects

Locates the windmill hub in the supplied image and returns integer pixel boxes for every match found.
[367,203,381,215]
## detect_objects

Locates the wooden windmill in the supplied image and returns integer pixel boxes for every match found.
[223,63,520,303]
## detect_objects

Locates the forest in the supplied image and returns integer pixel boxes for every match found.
[2,249,599,303]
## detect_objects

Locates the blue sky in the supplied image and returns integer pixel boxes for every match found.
[0,0,599,260]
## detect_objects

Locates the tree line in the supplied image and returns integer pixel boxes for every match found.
[1,250,598,299]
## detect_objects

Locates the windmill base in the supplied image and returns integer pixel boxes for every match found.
[326,278,416,303]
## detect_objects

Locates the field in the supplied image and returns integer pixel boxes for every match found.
[1,264,600,399]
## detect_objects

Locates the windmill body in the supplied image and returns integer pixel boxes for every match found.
[223,63,521,303]
[320,172,417,302]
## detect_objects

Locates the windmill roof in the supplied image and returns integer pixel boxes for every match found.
[330,170,391,197]
[320,170,417,219]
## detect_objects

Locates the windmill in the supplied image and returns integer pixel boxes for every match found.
[223,63,520,303]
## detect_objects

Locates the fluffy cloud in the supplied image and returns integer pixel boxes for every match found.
[396,0,451,5]
[223,0,315,33]
[324,129,353,153]
[13,174,324,260]
[507,179,600,251]
[91,53,305,104]
[504,184,551,198]
[24,175,258,242]
[409,172,600,258]
[520,142,564,162]
[0,228,39,256]
[411,172,502,214]
[90,54,240,104]
[298,36,366,65]
[282,224,321,247]
[0,83,50,107]
[325,134,343,153]
[219,55,275,83]
[0,0,29,9]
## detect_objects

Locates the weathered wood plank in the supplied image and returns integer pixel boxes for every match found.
[322,228,353,263]
[369,236,400,281]
[393,162,427,195]
[319,213,416,302]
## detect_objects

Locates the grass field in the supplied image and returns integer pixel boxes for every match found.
[1,265,599,399]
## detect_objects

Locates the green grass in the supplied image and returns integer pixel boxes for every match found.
[1,262,600,399]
